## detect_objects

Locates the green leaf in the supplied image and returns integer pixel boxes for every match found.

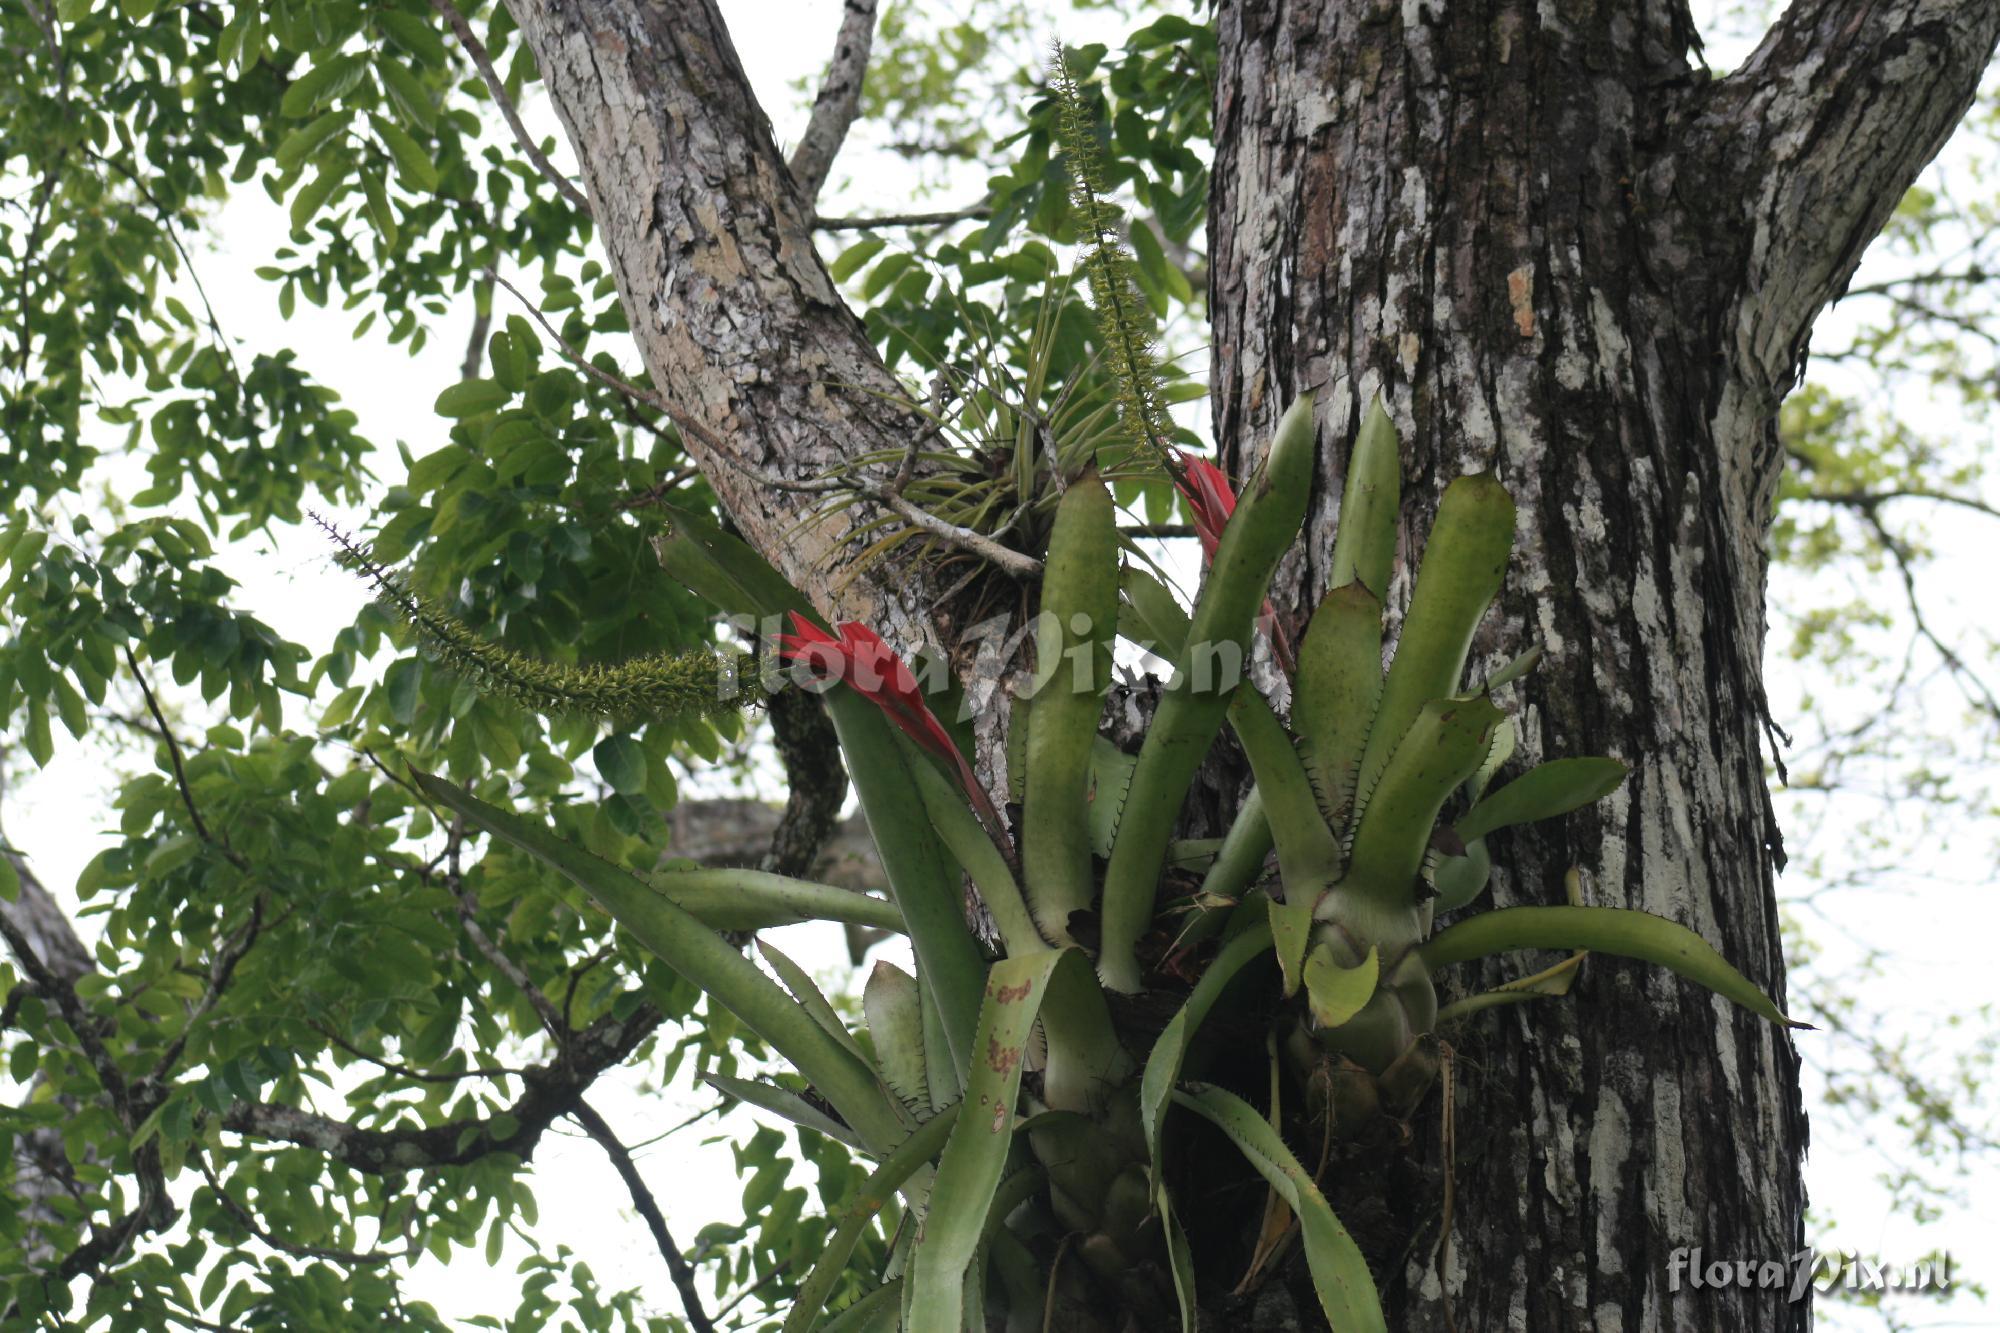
[1352,473,1515,807]
[274,110,350,173]
[1021,470,1119,945]
[1326,397,1400,598]
[1099,392,1318,993]
[648,868,904,934]
[384,658,422,726]
[783,1104,959,1333]
[592,734,646,795]
[1431,837,1492,913]
[1303,943,1379,1028]
[373,115,439,193]
[758,939,867,1060]
[1293,580,1384,827]
[828,236,887,283]
[903,734,1042,957]
[1267,896,1314,997]
[279,54,363,118]
[864,961,930,1113]
[1420,905,1804,1027]
[703,1074,868,1154]
[820,1281,903,1333]
[434,379,511,419]
[1172,1083,1386,1332]
[1228,686,1339,886]
[904,949,1076,1332]
[415,771,915,1151]
[652,503,812,621]
[489,330,531,393]
[1454,757,1629,844]
[824,694,986,1082]
[0,857,18,904]
[1140,915,1272,1164]
[289,157,349,233]
[378,57,438,132]
[1342,695,1502,917]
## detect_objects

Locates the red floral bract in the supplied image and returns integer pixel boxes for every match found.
[1174,451,1238,564]
[775,613,1003,834]
[1172,451,1294,674]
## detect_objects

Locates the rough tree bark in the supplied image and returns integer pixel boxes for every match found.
[1209,2,1999,1328]
[500,0,1997,1326]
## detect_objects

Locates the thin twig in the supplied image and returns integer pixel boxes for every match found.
[196,1150,410,1266]
[149,894,267,1081]
[125,645,220,852]
[1802,486,2000,522]
[815,202,991,232]
[432,0,591,215]
[571,1100,716,1333]
[1854,505,2000,721]
[308,1019,525,1085]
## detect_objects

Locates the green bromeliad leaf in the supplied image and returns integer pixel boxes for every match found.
[1420,904,1803,1028]
[1172,1083,1387,1332]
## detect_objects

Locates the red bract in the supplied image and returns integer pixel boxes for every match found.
[1171,451,1296,675]
[1174,451,1237,563]
[775,613,1004,835]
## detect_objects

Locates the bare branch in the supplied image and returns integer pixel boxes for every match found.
[309,1020,527,1085]
[433,0,591,216]
[1799,486,2000,523]
[1689,1,2000,394]
[789,0,878,203]
[571,1100,716,1333]
[815,203,990,232]
[1852,502,2000,722]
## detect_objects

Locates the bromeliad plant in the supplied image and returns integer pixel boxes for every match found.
[354,51,1799,1331]
[387,386,1800,1331]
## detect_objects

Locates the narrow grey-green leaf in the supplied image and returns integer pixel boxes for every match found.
[1172,1083,1386,1332]
[1419,904,1803,1028]
[1454,757,1629,844]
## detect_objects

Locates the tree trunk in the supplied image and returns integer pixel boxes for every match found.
[1209,1,1997,1327]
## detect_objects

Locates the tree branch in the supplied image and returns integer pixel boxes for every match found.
[814,202,991,232]
[760,688,847,879]
[1690,0,2000,396]
[501,0,986,652]
[434,0,591,217]
[220,1003,662,1173]
[570,1099,716,1333]
[488,268,1041,578]
[789,0,877,203]
[126,644,223,854]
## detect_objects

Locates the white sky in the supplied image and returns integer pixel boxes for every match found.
[4,2,1995,1328]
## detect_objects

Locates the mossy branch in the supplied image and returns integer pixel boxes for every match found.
[313,515,756,723]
